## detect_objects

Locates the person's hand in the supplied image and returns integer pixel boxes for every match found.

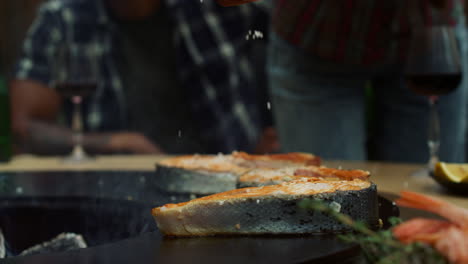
[254,127,280,154]
[108,132,164,154]
[216,0,260,7]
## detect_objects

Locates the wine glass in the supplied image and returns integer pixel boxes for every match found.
[52,42,99,163]
[405,26,462,172]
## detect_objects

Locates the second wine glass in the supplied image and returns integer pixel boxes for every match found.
[405,26,462,171]
[53,43,99,163]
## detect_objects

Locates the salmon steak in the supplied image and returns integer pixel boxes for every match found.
[155,152,321,194]
[238,166,370,188]
[152,178,378,236]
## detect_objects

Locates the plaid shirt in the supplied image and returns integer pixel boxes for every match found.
[272,0,464,66]
[15,0,267,153]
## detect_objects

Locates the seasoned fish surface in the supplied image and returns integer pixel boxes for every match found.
[238,166,370,188]
[155,152,321,194]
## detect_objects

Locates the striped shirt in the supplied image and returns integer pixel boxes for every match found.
[15,0,268,153]
[271,0,464,66]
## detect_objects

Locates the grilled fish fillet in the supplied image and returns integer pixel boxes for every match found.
[230,152,321,168]
[155,152,321,194]
[294,166,370,181]
[238,167,299,188]
[239,166,370,188]
[152,178,378,236]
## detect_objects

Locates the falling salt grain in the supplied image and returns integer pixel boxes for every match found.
[178,130,182,138]
[254,30,263,38]
[256,199,260,204]
[16,187,23,194]
[403,181,409,188]
[266,101,271,110]
[245,30,264,41]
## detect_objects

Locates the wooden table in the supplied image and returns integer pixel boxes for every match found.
[324,160,468,208]
[0,155,466,208]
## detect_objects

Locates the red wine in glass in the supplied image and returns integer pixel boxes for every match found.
[405,73,461,96]
[55,82,97,163]
[56,83,97,98]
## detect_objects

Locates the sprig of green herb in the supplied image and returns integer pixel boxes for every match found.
[298,199,447,264]
[0,174,12,194]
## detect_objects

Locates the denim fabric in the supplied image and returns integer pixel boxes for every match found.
[268,32,467,162]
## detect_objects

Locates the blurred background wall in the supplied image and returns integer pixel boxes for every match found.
[0,0,43,76]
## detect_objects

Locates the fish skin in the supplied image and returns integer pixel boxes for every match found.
[155,165,238,194]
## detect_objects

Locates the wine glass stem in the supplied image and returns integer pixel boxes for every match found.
[428,96,440,170]
[71,96,86,158]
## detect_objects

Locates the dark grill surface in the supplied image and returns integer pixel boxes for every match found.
[0,171,398,264]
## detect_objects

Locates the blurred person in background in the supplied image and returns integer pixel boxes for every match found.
[10,0,276,155]
[220,0,467,163]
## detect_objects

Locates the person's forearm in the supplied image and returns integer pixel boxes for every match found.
[16,120,112,155]
[216,0,260,7]
[106,0,161,20]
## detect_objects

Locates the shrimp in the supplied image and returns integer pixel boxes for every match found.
[396,191,468,228]
[393,191,468,264]
[392,218,452,244]
[434,226,468,264]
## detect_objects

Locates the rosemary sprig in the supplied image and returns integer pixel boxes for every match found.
[298,199,447,264]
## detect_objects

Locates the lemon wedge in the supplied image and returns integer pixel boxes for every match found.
[434,162,468,183]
